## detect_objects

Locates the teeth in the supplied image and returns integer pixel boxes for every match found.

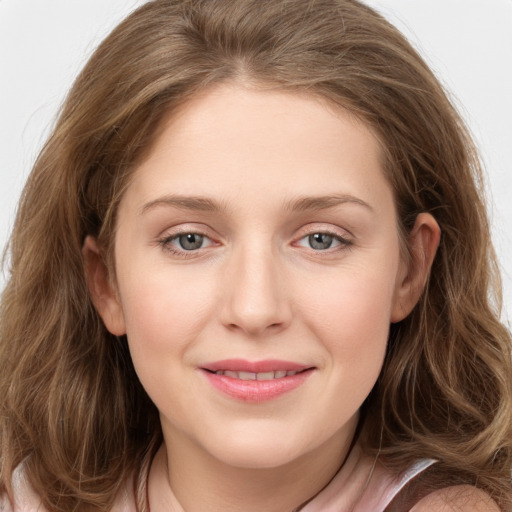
[256,371,275,381]
[238,371,256,380]
[214,370,301,380]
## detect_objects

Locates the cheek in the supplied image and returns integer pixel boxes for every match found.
[115,268,219,416]
[302,263,396,330]
[297,261,398,370]
[115,263,216,364]
[284,266,396,446]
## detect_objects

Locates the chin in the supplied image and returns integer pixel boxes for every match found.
[201,427,312,470]
[214,445,305,470]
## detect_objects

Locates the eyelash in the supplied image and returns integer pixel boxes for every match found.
[157,228,353,258]
[294,230,352,252]
[158,230,215,258]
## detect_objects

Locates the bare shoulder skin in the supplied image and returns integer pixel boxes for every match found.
[410,485,501,512]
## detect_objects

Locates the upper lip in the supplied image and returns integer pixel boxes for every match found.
[201,359,312,373]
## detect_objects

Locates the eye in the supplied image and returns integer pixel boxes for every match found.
[176,233,207,250]
[161,232,213,252]
[296,232,350,251]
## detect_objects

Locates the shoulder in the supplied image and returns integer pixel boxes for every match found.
[410,485,501,512]
[0,464,46,512]
[2,463,136,512]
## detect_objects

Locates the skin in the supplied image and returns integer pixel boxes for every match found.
[411,486,501,512]
[84,84,441,511]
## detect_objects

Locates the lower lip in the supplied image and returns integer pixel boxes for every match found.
[202,369,313,402]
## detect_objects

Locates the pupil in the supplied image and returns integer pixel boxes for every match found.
[179,233,203,250]
[309,233,333,250]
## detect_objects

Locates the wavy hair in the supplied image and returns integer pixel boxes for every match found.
[1,0,511,510]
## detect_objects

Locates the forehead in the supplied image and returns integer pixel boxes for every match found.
[122,84,393,216]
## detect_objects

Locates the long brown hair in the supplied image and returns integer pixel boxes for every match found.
[1,1,511,510]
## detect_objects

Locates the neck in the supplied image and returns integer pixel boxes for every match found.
[149,419,358,512]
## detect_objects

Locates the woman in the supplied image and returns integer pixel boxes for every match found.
[1,1,511,510]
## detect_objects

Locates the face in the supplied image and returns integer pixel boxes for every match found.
[86,84,434,471]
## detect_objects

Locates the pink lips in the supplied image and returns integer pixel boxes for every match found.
[201,359,314,402]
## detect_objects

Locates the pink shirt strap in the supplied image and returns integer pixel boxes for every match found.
[302,444,436,512]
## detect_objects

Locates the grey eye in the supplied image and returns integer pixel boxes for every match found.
[177,233,205,250]
[308,233,334,250]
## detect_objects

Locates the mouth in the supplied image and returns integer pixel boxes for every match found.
[206,369,306,380]
[200,359,315,402]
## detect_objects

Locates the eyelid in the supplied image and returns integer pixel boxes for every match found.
[157,222,217,240]
[292,224,353,251]
[295,233,348,249]
[155,223,353,257]
[293,223,353,240]
[168,232,213,249]
[156,224,220,257]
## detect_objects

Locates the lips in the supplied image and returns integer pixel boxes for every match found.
[213,370,300,380]
[202,358,310,373]
[201,359,314,402]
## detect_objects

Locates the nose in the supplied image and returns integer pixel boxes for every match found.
[220,244,292,337]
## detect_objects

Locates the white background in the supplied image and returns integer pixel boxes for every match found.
[0,0,511,323]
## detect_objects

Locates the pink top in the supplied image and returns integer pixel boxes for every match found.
[1,444,435,511]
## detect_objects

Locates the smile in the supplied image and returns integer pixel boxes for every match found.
[201,359,314,402]
[212,370,300,380]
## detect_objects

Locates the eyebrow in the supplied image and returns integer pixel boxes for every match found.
[140,193,373,215]
[140,195,227,215]
[284,194,374,213]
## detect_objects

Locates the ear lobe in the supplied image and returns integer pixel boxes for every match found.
[82,236,126,335]
[391,213,441,323]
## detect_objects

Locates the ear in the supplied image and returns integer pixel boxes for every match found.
[391,213,441,323]
[82,236,126,335]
